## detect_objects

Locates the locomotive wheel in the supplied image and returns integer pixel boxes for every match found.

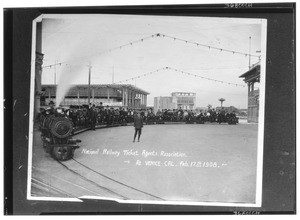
[52,146,73,161]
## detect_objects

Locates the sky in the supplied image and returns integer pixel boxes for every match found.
[41,14,264,108]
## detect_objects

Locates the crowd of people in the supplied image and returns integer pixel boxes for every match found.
[150,108,238,124]
[39,102,239,131]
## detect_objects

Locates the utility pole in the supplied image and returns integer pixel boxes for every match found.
[112,65,114,84]
[88,63,92,105]
[256,50,261,62]
[54,60,57,85]
[249,36,251,69]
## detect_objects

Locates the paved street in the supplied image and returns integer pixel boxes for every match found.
[31,123,258,204]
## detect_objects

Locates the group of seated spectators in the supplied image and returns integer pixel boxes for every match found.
[67,104,136,128]
[67,105,238,127]
[153,108,238,124]
[40,103,239,131]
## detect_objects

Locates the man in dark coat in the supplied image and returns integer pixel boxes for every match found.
[48,100,56,114]
[133,110,143,142]
[89,104,97,130]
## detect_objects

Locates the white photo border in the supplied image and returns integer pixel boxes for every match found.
[27,13,267,207]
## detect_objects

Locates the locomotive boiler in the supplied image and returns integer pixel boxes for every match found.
[40,108,81,161]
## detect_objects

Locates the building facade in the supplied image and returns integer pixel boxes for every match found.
[239,63,260,123]
[154,92,196,113]
[41,84,149,108]
[154,97,176,113]
[171,92,196,110]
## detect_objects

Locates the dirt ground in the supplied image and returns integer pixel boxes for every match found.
[31,123,259,204]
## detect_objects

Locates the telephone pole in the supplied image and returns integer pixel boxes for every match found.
[249,36,251,69]
[112,65,114,84]
[88,63,92,105]
[54,60,57,84]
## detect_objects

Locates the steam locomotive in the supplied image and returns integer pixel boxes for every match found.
[39,108,81,161]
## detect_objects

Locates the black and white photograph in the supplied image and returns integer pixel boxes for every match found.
[26,13,267,207]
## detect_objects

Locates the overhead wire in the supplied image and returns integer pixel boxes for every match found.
[42,34,157,69]
[115,66,247,88]
[42,33,260,69]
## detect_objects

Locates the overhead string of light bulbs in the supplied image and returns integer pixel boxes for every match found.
[114,67,168,84]
[115,66,247,88]
[42,34,158,69]
[42,33,260,69]
[156,33,260,58]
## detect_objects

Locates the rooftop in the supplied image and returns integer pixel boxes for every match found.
[239,63,260,80]
[42,83,150,95]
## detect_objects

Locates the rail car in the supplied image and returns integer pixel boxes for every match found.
[39,108,81,161]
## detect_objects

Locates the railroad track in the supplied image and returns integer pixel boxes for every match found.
[56,160,130,199]
[68,158,165,201]
[31,163,127,200]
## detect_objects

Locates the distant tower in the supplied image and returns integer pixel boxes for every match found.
[218,98,225,107]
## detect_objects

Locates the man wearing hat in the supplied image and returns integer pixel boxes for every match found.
[133,110,143,142]
[89,103,97,130]
[48,100,56,114]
